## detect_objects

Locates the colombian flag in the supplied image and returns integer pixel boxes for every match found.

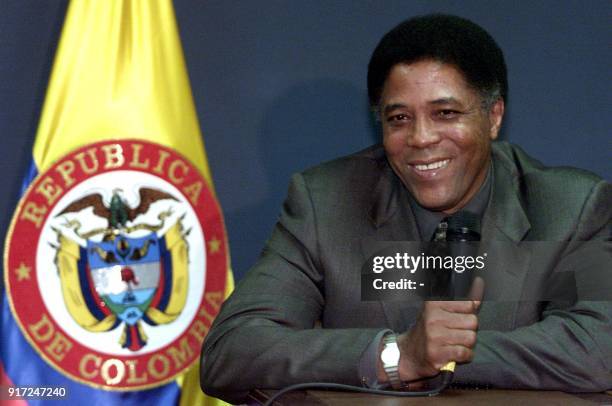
[1,1,232,405]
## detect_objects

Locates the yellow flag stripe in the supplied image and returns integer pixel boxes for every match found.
[32,0,213,187]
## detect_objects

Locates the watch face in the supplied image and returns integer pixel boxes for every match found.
[381,344,400,364]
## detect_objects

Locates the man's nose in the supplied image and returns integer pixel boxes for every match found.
[407,118,441,148]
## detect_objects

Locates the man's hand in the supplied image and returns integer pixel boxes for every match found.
[396,300,480,382]
[377,277,484,384]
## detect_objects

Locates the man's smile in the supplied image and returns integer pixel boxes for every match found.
[408,158,451,179]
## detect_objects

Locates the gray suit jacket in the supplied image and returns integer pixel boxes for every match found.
[201,142,612,403]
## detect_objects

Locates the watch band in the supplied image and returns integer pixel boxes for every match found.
[381,333,403,390]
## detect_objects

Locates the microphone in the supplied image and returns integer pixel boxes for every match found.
[446,211,481,299]
[439,211,482,385]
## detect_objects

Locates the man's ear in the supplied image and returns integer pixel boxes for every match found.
[488,98,505,140]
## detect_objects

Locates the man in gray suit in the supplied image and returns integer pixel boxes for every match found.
[201,14,612,403]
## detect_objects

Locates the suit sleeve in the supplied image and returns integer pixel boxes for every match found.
[200,173,381,403]
[456,180,612,391]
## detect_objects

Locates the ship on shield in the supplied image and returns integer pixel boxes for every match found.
[51,188,190,351]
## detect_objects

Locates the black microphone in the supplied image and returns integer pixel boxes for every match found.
[440,211,482,384]
[446,211,481,299]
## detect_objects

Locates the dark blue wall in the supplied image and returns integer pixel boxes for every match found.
[1,1,610,282]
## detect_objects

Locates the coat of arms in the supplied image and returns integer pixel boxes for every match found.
[52,188,189,351]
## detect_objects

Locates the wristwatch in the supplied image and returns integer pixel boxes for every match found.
[380,333,403,389]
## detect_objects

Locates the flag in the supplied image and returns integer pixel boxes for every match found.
[2,1,233,405]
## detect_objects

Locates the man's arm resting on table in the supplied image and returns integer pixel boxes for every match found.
[455,301,612,391]
[200,173,384,403]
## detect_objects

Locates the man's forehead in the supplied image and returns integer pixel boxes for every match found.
[380,62,481,109]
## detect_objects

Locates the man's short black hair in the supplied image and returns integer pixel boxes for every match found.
[367,14,507,110]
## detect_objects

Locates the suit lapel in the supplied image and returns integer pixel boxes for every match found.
[482,146,530,243]
[477,148,532,329]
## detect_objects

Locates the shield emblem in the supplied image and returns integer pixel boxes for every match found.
[53,219,188,352]
[87,233,160,327]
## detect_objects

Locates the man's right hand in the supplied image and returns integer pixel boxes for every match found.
[396,300,480,382]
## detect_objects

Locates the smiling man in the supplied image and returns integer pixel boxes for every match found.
[380,61,503,214]
[201,14,612,402]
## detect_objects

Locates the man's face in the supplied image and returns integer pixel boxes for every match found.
[380,60,504,214]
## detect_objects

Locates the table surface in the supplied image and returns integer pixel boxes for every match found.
[250,388,612,405]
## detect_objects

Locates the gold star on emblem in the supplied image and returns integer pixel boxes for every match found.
[208,237,221,254]
[15,263,31,281]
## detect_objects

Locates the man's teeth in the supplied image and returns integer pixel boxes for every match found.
[413,159,450,171]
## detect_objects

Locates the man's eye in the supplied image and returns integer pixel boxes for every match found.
[437,110,460,119]
[387,114,410,122]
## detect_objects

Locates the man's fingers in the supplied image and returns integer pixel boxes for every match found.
[433,345,474,367]
[448,345,474,364]
[442,328,477,348]
[439,300,478,314]
[444,313,478,331]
